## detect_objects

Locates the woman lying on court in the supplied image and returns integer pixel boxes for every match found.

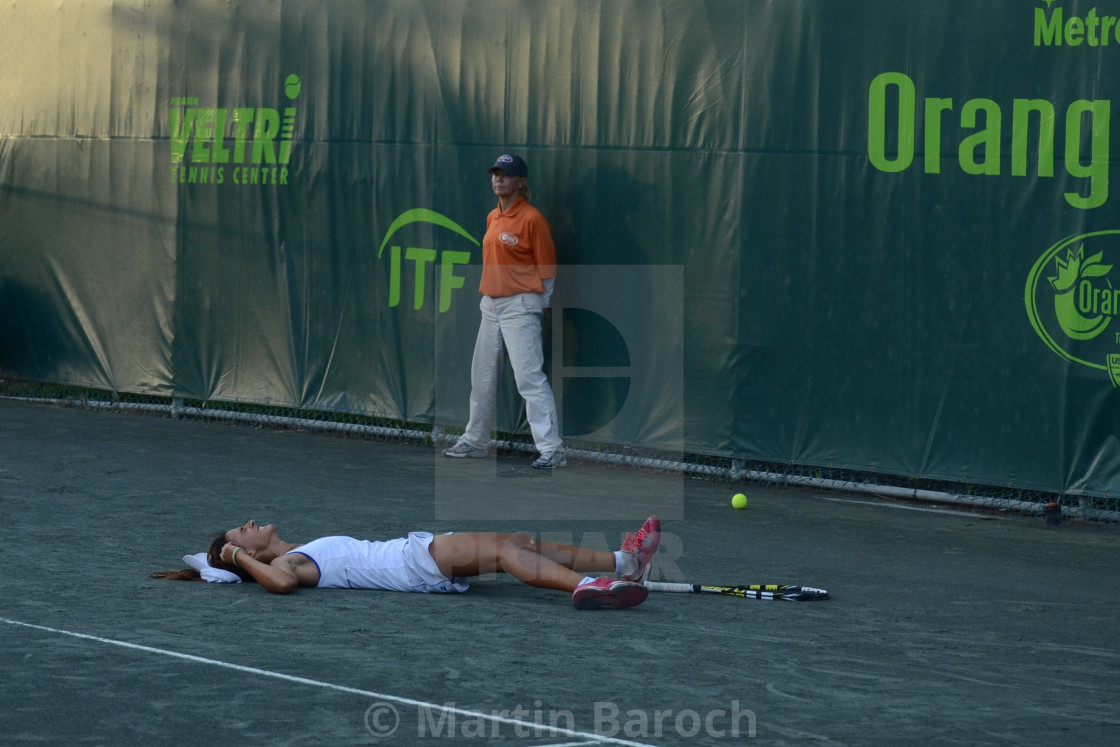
[152,516,660,610]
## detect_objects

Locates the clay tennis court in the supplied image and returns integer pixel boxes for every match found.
[3,397,1118,744]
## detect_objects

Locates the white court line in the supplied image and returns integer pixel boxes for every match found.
[820,495,1009,519]
[2,616,655,747]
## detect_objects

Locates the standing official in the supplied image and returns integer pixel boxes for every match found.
[443,154,565,468]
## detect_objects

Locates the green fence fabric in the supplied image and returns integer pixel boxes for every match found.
[2,1,1119,498]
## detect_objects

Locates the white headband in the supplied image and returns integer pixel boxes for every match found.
[183,553,242,583]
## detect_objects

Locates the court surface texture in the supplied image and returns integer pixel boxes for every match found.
[2,398,1118,745]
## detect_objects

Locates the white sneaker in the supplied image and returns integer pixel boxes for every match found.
[531,450,567,469]
[442,441,487,458]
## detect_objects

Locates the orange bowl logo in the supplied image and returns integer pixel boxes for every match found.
[499,232,519,246]
[1026,230,1120,384]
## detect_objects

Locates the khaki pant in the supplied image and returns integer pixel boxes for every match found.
[461,292,562,454]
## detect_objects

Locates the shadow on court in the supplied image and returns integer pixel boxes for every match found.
[2,398,1118,745]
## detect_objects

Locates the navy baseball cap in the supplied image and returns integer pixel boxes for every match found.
[487,154,528,177]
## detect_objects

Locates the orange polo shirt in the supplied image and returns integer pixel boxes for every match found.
[478,197,557,298]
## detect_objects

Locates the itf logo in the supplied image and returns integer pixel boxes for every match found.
[378,209,475,313]
[1026,230,1120,385]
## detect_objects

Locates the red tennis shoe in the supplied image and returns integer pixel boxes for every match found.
[572,578,650,610]
[620,515,661,582]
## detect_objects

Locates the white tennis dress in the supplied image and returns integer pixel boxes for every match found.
[285,532,469,593]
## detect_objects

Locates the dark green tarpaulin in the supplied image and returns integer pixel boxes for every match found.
[2,1,1119,497]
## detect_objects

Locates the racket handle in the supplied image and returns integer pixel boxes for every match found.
[643,582,700,593]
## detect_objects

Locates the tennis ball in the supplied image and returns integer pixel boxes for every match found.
[731,492,748,509]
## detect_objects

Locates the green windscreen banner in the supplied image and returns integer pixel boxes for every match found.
[2,1,1119,497]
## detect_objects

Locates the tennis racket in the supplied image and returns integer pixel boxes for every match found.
[645,582,829,601]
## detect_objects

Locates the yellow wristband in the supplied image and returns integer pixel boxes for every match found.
[231,547,242,567]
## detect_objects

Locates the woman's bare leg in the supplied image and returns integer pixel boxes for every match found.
[532,538,616,574]
[428,532,615,592]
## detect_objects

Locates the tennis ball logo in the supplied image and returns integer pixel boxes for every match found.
[284,74,301,100]
[1026,230,1120,385]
